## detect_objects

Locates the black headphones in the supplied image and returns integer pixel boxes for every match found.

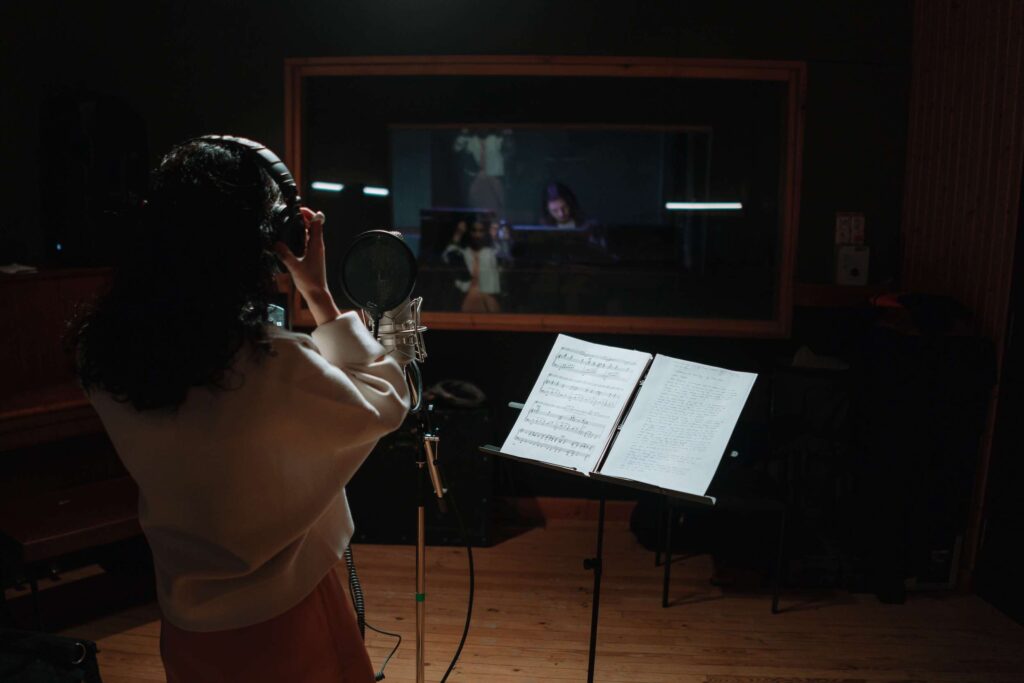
[198,134,306,257]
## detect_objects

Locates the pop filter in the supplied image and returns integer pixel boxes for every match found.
[339,230,417,321]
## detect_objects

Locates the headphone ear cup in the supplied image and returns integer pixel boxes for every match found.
[270,203,287,236]
[276,207,306,257]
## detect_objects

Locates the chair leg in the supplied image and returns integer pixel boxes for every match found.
[0,587,12,626]
[29,578,42,630]
[655,496,664,567]
[662,501,673,608]
[772,507,787,614]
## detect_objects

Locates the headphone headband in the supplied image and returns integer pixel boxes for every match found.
[197,134,305,256]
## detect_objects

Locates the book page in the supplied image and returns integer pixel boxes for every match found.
[599,354,757,496]
[501,335,651,473]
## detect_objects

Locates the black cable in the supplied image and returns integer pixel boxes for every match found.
[365,622,402,681]
[344,545,366,639]
[345,545,401,681]
[439,493,475,683]
[345,472,474,682]
[408,360,424,414]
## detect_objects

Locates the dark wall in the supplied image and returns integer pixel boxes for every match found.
[0,1,911,497]
[2,0,910,281]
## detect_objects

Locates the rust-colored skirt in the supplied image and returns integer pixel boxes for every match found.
[160,566,375,683]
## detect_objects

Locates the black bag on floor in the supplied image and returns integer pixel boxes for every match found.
[0,628,102,683]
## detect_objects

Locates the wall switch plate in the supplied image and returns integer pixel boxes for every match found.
[836,245,870,285]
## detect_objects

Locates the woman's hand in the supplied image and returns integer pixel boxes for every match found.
[274,207,342,326]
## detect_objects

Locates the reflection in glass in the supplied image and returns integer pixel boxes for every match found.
[303,74,787,322]
[389,125,765,318]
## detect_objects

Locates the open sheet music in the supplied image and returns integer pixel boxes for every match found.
[499,335,757,498]
[501,335,651,472]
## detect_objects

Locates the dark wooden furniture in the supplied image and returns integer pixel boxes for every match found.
[0,270,145,629]
[0,477,141,628]
[0,382,101,454]
[0,269,111,450]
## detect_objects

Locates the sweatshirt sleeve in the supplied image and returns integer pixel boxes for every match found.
[287,312,410,446]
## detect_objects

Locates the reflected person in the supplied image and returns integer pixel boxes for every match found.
[442,215,502,312]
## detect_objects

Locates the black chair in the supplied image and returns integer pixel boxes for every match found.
[654,450,789,614]
[654,361,854,614]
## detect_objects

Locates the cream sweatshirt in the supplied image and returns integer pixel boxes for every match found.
[89,312,410,632]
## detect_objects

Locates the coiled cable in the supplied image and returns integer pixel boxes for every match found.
[345,545,400,681]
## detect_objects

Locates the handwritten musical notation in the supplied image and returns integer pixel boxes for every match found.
[501,334,651,472]
[599,354,757,496]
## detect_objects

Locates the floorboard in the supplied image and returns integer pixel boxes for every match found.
[61,519,1024,682]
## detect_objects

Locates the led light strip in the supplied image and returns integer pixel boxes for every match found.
[665,202,743,210]
[311,181,345,192]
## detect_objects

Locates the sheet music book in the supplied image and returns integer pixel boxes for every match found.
[500,335,757,498]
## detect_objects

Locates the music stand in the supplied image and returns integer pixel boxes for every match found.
[480,401,717,683]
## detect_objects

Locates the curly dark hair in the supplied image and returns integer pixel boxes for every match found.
[69,138,282,411]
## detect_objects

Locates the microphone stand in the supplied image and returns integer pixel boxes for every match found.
[364,297,437,683]
[340,230,435,680]
[414,401,445,683]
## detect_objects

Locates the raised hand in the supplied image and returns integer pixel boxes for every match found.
[274,207,341,326]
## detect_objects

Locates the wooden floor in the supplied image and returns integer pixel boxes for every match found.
[61,517,1024,683]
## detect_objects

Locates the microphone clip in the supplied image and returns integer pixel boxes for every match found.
[371,296,428,364]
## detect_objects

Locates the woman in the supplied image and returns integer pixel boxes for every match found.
[441,215,502,312]
[71,139,408,682]
[536,182,613,312]
[540,181,585,228]
[539,180,609,254]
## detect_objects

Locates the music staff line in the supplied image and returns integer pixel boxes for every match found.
[546,371,628,392]
[552,350,639,379]
[539,378,620,402]
[533,400,611,420]
[536,389,617,410]
[551,363,626,380]
[538,386,617,403]
[520,418,602,441]
[559,347,642,366]
[512,431,591,459]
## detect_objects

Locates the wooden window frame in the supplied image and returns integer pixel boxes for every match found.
[284,55,806,337]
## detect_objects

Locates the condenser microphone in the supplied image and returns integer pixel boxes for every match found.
[339,230,427,365]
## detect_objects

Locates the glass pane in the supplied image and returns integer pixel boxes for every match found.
[304,75,788,321]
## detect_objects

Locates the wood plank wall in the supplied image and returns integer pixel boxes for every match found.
[901,0,1024,584]
[902,0,1024,346]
